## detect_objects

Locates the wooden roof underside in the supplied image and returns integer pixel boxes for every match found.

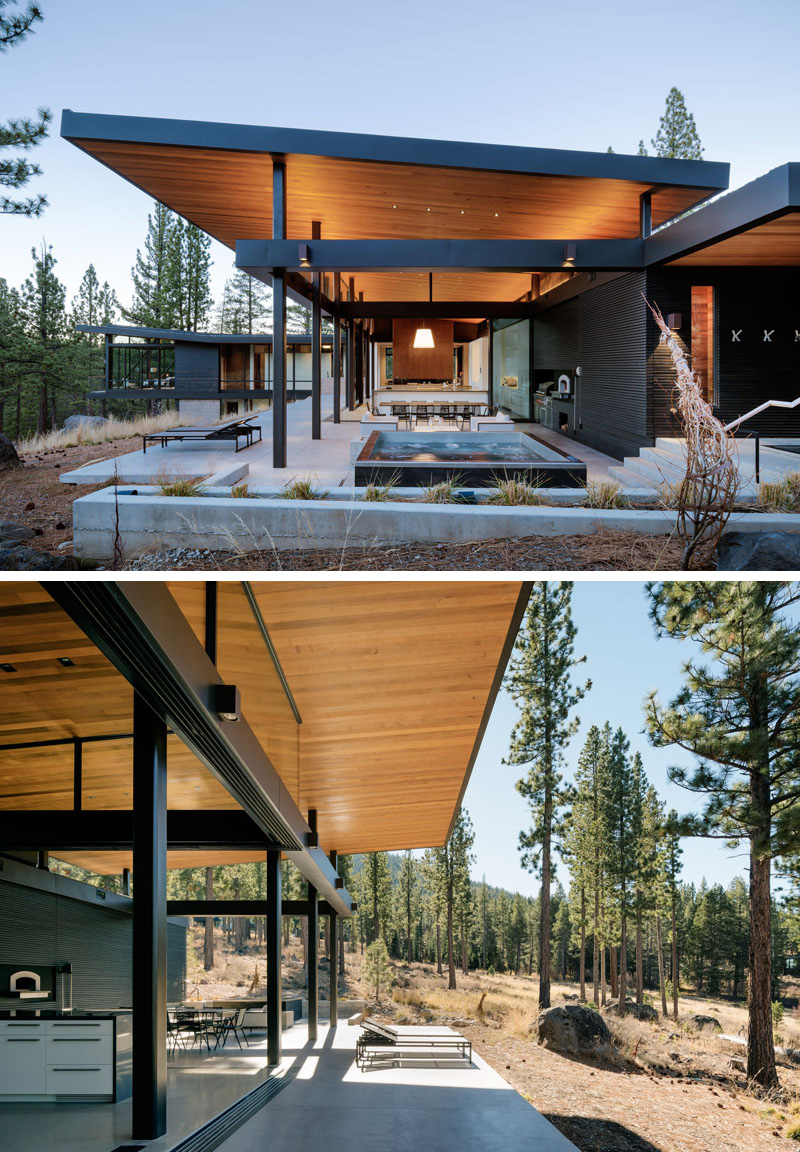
[668,211,800,265]
[1,580,524,873]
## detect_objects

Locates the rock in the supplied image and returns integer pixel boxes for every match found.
[0,434,20,469]
[63,414,108,431]
[718,531,800,571]
[603,999,658,1021]
[0,520,35,546]
[562,993,580,1001]
[536,1005,615,1059]
[683,1014,722,1032]
[0,545,71,570]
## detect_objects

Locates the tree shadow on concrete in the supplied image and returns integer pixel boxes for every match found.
[542,1113,664,1151]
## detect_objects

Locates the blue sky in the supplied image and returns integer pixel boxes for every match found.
[464,579,766,898]
[2,0,799,304]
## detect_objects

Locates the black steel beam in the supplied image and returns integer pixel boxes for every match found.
[329,849,338,1027]
[266,848,282,1065]
[236,237,646,273]
[132,691,167,1140]
[311,220,322,440]
[166,899,340,917]
[338,301,531,319]
[0,810,277,852]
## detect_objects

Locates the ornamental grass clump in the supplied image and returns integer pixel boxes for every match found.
[279,477,329,500]
[758,472,800,513]
[230,482,254,499]
[486,476,543,506]
[362,471,401,502]
[422,476,466,504]
[646,297,739,569]
[159,477,206,497]
[582,479,630,510]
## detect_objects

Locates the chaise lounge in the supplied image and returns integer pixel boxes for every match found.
[356,1018,472,1070]
[142,415,262,453]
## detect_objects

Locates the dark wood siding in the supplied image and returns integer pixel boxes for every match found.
[174,341,220,397]
[647,267,800,438]
[534,273,648,459]
[0,877,186,1009]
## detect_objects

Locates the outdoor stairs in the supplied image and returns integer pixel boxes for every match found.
[608,436,796,496]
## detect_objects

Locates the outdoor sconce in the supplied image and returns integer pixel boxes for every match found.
[298,243,311,268]
[667,312,682,330]
[213,683,241,722]
[562,243,577,266]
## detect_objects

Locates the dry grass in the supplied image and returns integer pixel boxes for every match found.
[158,477,206,498]
[582,478,631,509]
[486,476,545,506]
[758,472,800,513]
[17,410,185,454]
[230,482,253,499]
[279,477,329,500]
[422,477,466,503]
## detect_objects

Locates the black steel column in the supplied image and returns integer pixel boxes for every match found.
[329,849,338,1026]
[311,221,321,440]
[346,324,355,412]
[132,691,167,1140]
[332,278,341,425]
[488,322,494,413]
[307,811,318,1043]
[272,159,287,468]
[266,848,282,1065]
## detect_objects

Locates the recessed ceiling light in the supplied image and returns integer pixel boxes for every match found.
[460,210,465,215]
[0,663,17,673]
[426,207,431,211]
[194,786,202,791]
[494,213,499,217]
[392,204,397,208]
[57,657,75,667]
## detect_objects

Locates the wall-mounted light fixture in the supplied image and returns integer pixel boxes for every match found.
[562,243,577,267]
[213,683,241,722]
[298,243,310,268]
[667,312,682,330]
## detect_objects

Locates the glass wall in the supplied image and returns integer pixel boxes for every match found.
[108,341,175,390]
[492,319,531,419]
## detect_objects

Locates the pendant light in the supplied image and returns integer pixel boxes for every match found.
[413,273,435,349]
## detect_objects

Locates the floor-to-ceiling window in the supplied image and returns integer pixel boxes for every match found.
[492,319,531,418]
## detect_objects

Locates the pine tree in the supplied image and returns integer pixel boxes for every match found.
[651,87,703,160]
[602,728,636,1013]
[397,851,418,963]
[19,241,70,433]
[646,580,800,1088]
[71,264,119,332]
[428,808,474,989]
[357,852,392,945]
[182,223,213,332]
[123,202,181,329]
[217,265,271,333]
[0,276,24,434]
[0,2,51,215]
[504,582,590,1009]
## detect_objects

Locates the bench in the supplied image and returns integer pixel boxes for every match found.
[356,1019,472,1071]
[142,416,262,454]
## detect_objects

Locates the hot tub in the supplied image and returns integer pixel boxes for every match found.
[354,430,587,488]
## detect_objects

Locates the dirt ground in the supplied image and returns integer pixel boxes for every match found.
[182,931,800,1151]
[0,439,137,555]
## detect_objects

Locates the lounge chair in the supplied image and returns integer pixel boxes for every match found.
[356,1018,472,1070]
[142,415,262,454]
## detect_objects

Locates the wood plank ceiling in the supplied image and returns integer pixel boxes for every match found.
[71,138,712,307]
[1,581,524,871]
[668,212,800,265]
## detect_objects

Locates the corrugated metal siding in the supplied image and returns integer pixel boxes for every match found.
[533,273,648,458]
[0,879,186,1009]
[647,267,800,438]
[175,341,219,397]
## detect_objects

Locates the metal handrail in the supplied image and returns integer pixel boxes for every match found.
[724,395,800,433]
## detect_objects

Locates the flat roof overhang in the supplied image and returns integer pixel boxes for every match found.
[0,580,528,885]
[644,163,800,266]
[60,110,728,309]
[79,324,335,344]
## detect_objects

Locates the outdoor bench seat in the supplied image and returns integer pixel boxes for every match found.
[142,416,262,453]
[356,1019,472,1070]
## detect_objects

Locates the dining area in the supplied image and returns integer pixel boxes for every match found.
[383,398,493,430]
[167,1004,252,1055]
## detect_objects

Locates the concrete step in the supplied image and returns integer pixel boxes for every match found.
[608,465,659,490]
[623,452,684,487]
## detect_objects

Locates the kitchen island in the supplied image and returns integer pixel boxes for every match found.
[0,1011,131,1102]
[373,384,489,414]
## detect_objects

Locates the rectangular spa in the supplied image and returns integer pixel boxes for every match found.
[354,430,587,488]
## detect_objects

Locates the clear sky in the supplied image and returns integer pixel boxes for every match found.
[2,0,799,306]
[463,578,772,900]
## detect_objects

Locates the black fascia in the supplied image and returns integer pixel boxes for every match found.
[0,810,279,852]
[77,324,331,344]
[644,163,800,266]
[60,109,729,193]
[237,237,646,273]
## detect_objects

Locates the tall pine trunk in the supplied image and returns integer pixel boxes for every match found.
[447,877,457,990]
[671,891,678,1020]
[539,793,552,1008]
[592,884,600,1004]
[600,941,606,1006]
[203,867,214,971]
[579,884,586,1002]
[609,945,618,1000]
[656,914,668,1017]
[635,910,643,1005]
[436,916,442,976]
[618,915,628,1014]
[748,846,777,1087]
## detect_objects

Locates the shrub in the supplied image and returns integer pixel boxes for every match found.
[422,476,465,504]
[279,477,329,500]
[787,1122,800,1141]
[363,939,392,1004]
[583,478,631,509]
[772,1000,785,1028]
[758,473,800,513]
[486,476,543,506]
[230,482,253,499]
[159,477,205,497]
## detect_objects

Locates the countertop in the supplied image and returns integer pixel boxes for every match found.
[0,1009,132,1020]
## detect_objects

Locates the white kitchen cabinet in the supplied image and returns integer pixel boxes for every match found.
[2,1033,46,1095]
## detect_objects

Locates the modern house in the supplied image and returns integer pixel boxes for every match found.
[0,579,528,1147]
[60,112,800,463]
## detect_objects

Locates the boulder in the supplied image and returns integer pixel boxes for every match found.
[536,1004,615,1059]
[63,414,108,431]
[718,531,800,571]
[0,434,20,469]
[603,998,658,1021]
[0,520,35,546]
[0,545,71,571]
[683,1014,722,1032]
